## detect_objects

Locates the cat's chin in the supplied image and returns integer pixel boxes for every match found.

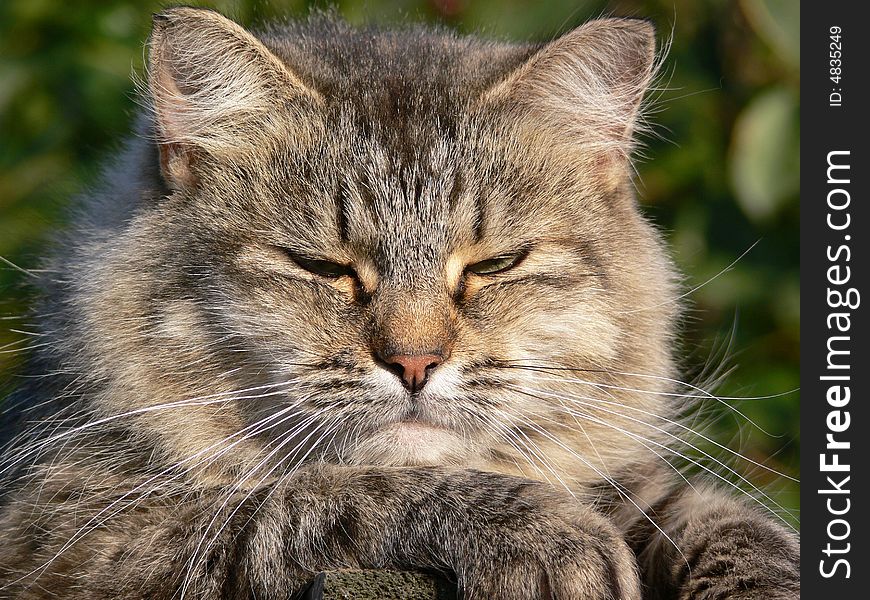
[349,421,471,467]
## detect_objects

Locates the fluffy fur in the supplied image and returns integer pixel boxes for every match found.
[0,8,797,599]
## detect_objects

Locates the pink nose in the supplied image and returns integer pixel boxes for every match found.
[381,353,445,393]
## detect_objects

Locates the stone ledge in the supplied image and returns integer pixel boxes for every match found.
[300,569,457,600]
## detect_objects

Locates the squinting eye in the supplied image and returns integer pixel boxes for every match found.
[465,251,527,276]
[284,252,356,279]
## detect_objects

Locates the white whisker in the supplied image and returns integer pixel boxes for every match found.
[508,384,798,531]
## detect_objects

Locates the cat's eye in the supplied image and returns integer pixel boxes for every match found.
[286,253,355,279]
[465,251,527,276]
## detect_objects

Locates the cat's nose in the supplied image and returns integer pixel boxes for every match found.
[379,352,446,393]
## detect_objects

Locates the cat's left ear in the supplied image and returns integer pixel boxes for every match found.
[481,18,656,168]
[147,7,321,190]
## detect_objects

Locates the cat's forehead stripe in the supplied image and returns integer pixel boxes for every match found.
[336,180,351,244]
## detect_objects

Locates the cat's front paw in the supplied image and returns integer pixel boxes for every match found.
[687,589,799,600]
[456,498,641,600]
[675,515,799,600]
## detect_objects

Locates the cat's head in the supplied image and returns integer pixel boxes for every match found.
[65,8,678,486]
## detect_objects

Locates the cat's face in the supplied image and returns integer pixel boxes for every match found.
[183,118,637,469]
[79,9,679,485]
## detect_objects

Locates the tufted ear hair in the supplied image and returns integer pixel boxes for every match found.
[482,18,657,171]
[146,7,320,189]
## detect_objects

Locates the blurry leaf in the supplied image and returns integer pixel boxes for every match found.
[98,4,138,39]
[739,0,800,69]
[0,64,29,116]
[460,0,601,39]
[772,275,800,331]
[0,153,70,211]
[669,204,709,267]
[728,87,799,222]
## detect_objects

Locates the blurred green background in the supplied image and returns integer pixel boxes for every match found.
[0,0,799,520]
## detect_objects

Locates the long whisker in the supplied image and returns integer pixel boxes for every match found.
[11,400,315,591]
[493,402,688,566]
[508,384,798,530]
[497,415,570,493]
[230,418,347,560]
[0,380,301,477]
[544,388,694,494]
[516,370,798,402]
[513,375,798,483]
[180,410,335,599]
[498,362,789,437]
[616,240,760,314]
[475,413,533,478]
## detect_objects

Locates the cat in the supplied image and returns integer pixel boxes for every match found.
[0,7,799,600]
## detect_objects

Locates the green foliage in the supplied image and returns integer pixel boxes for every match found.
[0,0,799,517]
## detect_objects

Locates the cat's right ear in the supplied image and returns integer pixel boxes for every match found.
[478,18,657,178]
[147,7,321,190]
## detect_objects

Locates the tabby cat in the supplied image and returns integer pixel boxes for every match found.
[0,8,799,599]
